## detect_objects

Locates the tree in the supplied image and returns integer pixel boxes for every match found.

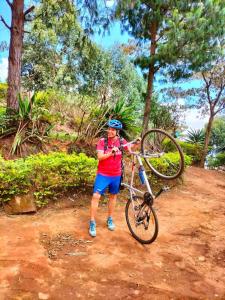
[182,60,225,167]
[199,62,225,167]
[77,45,145,106]
[22,0,83,92]
[209,116,225,151]
[149,95,184,133]
[115,0,225,134]
[0,0,34,111]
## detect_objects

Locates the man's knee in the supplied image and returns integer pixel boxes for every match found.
[93,192,101,200]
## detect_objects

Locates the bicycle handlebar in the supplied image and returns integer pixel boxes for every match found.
[121,138,141,148]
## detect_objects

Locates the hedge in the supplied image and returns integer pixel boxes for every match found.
[0,152,97,206]
[0,149,192,207]
[207,152,225,168]
[163,138,204,164]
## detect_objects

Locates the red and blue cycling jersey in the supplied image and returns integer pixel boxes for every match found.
[96,137,128,176]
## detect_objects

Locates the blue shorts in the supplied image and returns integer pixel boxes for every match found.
[93,174,121,195]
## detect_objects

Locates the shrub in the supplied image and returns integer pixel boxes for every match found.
[162,138,201,164]
[185,129,205,145]
[207,152,225,168]
[178,141,204,164]
[0,83,7,102]
[145,152,192,177]
[0,152,97,206]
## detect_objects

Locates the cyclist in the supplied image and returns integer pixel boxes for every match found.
[89,119,138,237]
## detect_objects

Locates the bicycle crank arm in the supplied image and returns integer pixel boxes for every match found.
[155,186,170,198]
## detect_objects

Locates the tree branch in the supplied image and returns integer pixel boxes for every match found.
[0,15,11,30]
[24,5,35,17]
[214,100,225,115]
[202,72,212,105]
[5,0,12,9]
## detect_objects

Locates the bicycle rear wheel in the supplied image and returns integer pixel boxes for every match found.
[141,128,184,179]
[125,196,158,244]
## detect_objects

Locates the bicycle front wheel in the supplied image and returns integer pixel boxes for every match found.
[141,129,184,179]
[125,197,158,244]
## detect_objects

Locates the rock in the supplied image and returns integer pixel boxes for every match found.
[3,193,37,214]
[133,290,140,295]
[38,292,49,300]
[198,256,206,262]
[65,252,87,256]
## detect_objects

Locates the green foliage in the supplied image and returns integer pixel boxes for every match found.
[209,117,225,150]
[146,152,192,177]
[207,152,225,168]
[0,83,7,102]
[9,93,52,155]
[0,152,97,206]
[0,107,6,117]
[0,109,17,138]
[49,132,77,142]
[149,95,184,131]
[163,138,204,164]
[18,93,34,120]
[185,129,205,145]
[179,141,204,163]
[107,99,140,138]
[116,1,225,78]
[22,0,83,91]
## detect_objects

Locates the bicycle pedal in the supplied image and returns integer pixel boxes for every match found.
[155,186,170,198]
[162,186,170,192]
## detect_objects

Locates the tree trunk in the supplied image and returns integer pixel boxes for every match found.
[142,21,158,135]
[200,115,214,168]
[7,0,25,112]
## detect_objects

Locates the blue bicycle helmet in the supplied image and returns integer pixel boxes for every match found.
[107,119,123,130]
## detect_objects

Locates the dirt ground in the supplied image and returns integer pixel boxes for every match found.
[0,166,225,300]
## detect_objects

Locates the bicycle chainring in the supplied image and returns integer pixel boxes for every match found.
[144,192,154,206]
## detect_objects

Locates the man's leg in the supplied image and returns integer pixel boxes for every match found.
[89,192,101,237]
[90,192,101,221]
[108,193,117,218]
[107,193,117,231]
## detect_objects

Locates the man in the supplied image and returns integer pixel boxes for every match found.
[89,119,137,237]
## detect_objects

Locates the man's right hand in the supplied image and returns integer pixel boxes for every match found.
[111,146,119,154]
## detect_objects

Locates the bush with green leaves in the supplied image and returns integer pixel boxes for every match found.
[179,141,205,164]
[0,152,97,206]
[145,152,192,177]
[0,83,7,103]
[207,152,225,168]
[163,138,204,164]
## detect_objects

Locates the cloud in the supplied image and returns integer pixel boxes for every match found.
[0,57,8,82]
[106,0,114,7]
[184,109,208,130]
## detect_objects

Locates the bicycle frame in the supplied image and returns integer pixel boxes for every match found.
[121,151,154,200]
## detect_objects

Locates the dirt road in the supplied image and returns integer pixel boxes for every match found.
[0,166,225,300]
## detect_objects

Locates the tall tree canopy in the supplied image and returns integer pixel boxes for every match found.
[22,0,83,91]
[114,0,225,133]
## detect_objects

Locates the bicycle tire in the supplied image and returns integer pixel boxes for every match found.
[141,128,184,179]
[125,197,158,244]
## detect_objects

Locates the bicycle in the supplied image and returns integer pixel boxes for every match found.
[120,128,184,244]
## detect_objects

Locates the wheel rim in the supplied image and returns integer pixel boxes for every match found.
[126,197,158,244]
[142,129,184,179]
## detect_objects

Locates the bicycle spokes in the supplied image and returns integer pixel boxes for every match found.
[125,196,158,244]
[141,129,184,179]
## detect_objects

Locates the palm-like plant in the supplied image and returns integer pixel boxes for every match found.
[10,93,51,156]
[107,99,139,138]
[185,129,205,145]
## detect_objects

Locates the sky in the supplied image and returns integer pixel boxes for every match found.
[0,1,209,130]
